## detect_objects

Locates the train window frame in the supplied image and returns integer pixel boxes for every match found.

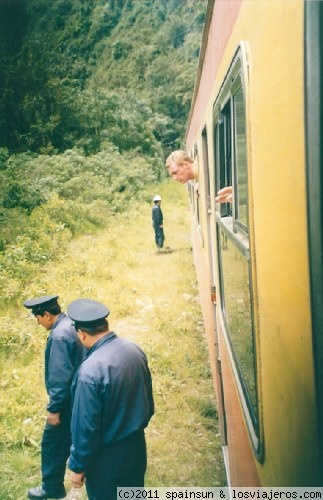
[232,76,249,236]
[202,126,212,215]
[213,45,263,460]
[191,144,204,246]
[218,102,232,219]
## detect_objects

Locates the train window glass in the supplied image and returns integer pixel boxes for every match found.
[233,84,248,232]
[202,127,211,212]
[192,144,200,226]
[216,103,232,218]
[219,230,256,416]
[188,182,193,205]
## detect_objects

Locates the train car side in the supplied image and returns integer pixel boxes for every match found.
[186,0,322,486]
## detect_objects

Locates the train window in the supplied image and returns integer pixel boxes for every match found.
[219,234,256,414]
[192,144,201,227]
[233,83,248,233]
[202,127,211,212]
[216,103,232,218]
[213,47,260,452]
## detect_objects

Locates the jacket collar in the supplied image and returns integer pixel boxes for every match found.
[86,331,118,357]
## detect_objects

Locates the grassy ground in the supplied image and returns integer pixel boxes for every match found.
[0,181,226,499]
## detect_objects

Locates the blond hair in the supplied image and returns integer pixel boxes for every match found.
[165,150,193,168]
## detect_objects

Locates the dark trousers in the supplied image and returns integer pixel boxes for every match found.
[41,407,71,493]
[85,430,147,500]
[154,227,164,248]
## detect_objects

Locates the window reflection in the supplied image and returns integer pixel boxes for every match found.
[220,230,257,418]
[234,87,248,230]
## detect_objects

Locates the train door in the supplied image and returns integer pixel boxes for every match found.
[201,126,228,447]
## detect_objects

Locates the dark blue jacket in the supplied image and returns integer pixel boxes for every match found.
[45,313,84,413]
[69,332,154,473]
[152,204,163,228]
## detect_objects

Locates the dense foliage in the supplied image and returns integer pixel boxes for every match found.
[0,0,206,304]
[0,0,206,155]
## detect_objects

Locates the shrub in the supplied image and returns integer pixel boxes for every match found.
[2,183,46,212]
[0,147,159,303]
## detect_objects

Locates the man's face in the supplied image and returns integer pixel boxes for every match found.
[167,160,194,183]
[35,312,53,331]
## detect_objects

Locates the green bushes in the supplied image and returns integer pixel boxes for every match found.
[0,146,159,305]
[2,184,46,212]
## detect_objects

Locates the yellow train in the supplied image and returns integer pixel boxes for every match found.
[185,0,323,487]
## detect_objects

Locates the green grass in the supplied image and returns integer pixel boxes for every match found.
[0,181,226,498]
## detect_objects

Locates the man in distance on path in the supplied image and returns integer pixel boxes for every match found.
[152,194,165,251]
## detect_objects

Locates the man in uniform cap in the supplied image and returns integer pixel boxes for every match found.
[67,298,154,500]
[152,194,165,250]
[24,295,85,500]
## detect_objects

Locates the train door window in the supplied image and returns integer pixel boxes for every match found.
[213,47,260,454]
[202,125,217,283]
[217,103,232,218]
[188,148,195,208]
[232,78,248,233]
[202,127,211,213]
[192,144,200,227]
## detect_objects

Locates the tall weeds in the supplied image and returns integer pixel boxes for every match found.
[0,181,226,499]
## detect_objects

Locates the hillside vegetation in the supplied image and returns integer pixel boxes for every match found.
[0,0,206,155]
[0,0,206,304]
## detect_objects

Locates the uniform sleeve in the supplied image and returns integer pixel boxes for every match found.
[69,378,103,472]
[148,370,154,419]
[47,335,76,413]
[143,355,154,421]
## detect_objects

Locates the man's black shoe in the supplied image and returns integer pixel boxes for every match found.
[27,485,66,499]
